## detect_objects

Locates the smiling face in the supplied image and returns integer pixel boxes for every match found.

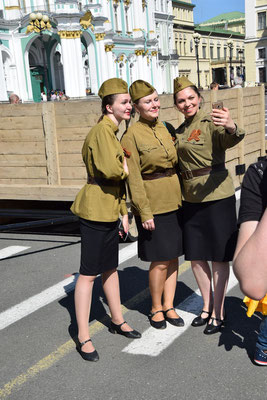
[175,87,201,119]
[106,93,132,125]
[134,91,160,121]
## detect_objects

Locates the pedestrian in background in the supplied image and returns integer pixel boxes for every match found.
[174,76,245,334]
[71,78,141,362]
[8,93,20,104]
[233,159,267,365]
[121,80,184,330]
[210,82,219,91]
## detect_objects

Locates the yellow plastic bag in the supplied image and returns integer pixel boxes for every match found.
[243,294,267,317]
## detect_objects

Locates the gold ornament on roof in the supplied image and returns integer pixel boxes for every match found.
[80,11,94,31]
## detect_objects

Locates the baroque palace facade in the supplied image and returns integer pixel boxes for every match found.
[245,0,267,86]
[0,0,179,102]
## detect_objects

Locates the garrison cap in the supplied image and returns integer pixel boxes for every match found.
[98,78,128,99]
[173,76,194,94]
[129,80,156,103]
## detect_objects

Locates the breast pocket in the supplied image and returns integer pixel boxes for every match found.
[187,137,205,146]
[138,145,158,153]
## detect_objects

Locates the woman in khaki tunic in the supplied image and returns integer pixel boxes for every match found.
[121,80,184,330]
[174,77,245,334]
[71,78,141,362]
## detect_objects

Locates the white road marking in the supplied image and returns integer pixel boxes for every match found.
[235,189,241,201]
[122,270,238,356]
[0,243,137,331]
[0,246,30,260]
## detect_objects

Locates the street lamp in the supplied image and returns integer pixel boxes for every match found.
[193,32,201,88]
[238,49,244,78]
[227,39,234,87]
[28,13,51,100]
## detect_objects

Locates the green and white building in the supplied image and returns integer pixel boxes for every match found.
[0,0,179,102]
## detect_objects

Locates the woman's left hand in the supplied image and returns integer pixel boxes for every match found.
[211,107,236,134]
[121,213,129,234]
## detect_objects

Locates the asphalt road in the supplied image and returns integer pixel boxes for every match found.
[0,196,266,400]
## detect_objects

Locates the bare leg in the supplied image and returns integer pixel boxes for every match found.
[149,260,169,321]
[74,274,96,353]
[102,268,133,332]
[163,258,181,318]
[191,260,213,317]
[211,261,229,325]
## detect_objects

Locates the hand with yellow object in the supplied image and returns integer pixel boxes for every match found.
[243,294,267,317]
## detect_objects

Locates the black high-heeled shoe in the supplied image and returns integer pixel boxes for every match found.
[191,310,211,327]
[109,321,141,339]
[164,307,184,327]
[203,317,225,335]
[148,310,167,329]
[76,338,99,362]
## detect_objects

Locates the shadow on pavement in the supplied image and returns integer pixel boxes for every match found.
[219,295,262,362]
[59,265,195,345]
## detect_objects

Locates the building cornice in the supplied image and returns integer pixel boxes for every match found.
[172,1,195,9]
[154,13,175,21]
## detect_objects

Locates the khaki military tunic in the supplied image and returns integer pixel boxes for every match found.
[71,115,128,222]
[121,117,182,223]
[176,109,245,203]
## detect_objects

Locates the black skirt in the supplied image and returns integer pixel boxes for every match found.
[79,218,119,276]
[182,195,237,262]
[135,209,183,262]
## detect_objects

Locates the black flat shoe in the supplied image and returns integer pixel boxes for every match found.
[77,338,99,362]
[109,321,141,339]
[203,317,224,335]
[148,310,167,329]
[164,307,185,327]
[191,310,211,327]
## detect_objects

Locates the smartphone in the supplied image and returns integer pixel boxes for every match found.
[212,101,223,110]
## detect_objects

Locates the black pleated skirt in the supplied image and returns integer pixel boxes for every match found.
[79,218,119,276]
[135,209,183,262]
[182,195,237,262]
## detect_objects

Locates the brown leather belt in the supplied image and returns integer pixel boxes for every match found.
[141,168,176,181]
[180,163,226,180]
[87,175,120,187]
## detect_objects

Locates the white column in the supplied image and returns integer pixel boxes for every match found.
[87,42,98,94]
[95,33,108,83]
[74,38,86,96]
[4,0,20,20]
[10,36,28,101]
[105,44,116,78]
[0,50,8,101]
[60,31,86,98]
[132,0,144,38]
[151,51,158,88]
[135,50,144,78]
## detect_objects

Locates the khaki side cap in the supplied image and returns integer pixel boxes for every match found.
[98,78,128,99]
[174,76,195,94]
[129,80,156,103]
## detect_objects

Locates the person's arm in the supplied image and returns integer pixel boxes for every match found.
[121,131,154,225]
[91,127,128,180]
[233,210,267,300]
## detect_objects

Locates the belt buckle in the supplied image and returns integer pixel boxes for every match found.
[166,169,172,177]
[184,169,194,180]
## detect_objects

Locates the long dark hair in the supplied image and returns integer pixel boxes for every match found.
[173,85,204,107]
[97,94,117,123]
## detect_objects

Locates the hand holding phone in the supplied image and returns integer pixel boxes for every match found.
[212,101,223,110]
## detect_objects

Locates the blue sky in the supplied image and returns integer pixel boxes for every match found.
[193,0,245,24]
